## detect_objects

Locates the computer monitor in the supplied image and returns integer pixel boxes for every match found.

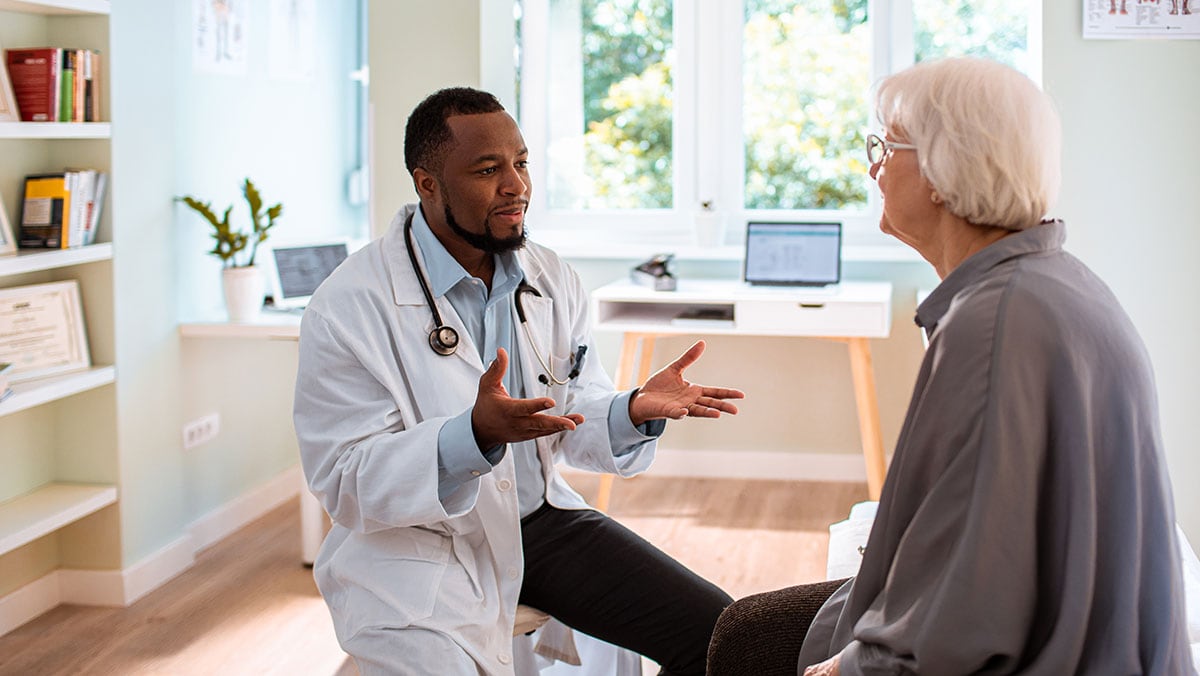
[263,240,350,309]
[743,221,842,287]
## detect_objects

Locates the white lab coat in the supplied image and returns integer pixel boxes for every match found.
[293,204,656,675]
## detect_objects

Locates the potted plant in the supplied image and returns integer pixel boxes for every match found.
[178,178,283,322]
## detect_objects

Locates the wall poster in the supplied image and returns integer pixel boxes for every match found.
[1084,0,1200,38]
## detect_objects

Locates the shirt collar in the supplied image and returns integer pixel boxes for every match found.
[410,205,525,299]
[915,219,1067,331]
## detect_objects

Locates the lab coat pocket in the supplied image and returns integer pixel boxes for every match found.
[337,528,451,630]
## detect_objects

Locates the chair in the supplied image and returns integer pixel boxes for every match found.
[706,578,849,676]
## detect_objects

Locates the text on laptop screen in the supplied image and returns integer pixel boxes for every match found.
[744,221,841,286]
[271,243,349,305]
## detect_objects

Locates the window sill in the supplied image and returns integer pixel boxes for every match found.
[540,239,925,264]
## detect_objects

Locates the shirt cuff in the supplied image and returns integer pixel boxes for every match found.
[608,389,665,457]
[439,407,504,483]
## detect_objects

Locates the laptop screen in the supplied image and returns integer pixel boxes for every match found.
[743,221,842,286]
[267,241,349,309]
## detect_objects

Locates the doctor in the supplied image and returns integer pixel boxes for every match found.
[294,87,744,676]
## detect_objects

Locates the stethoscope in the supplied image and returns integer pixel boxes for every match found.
[404,213,586,385]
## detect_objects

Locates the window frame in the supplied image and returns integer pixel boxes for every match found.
[482,0,1041,259]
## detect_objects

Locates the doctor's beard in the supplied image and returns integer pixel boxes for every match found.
[444,203,528,255]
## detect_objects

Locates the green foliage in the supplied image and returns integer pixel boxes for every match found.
[574,0,870,211]
[741,0,870,210]
[177,178,283,268]
[912,0,1028,68]
[581,0,672,128]
[563,0,1024,213]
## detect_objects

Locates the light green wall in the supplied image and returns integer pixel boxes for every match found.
[169,2,362,530]
[368,0,482,236]
[110,0,187,566]
[1041,3,1200,542]
[100,0,361,566]
[175,1,365,319]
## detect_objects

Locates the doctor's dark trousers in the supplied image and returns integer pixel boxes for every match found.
[518,504,733,675]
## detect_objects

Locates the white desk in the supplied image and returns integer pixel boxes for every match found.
[590,279,893,506]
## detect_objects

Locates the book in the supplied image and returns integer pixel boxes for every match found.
[66,170,94,247]
[5,47,59,122]
[86,172,108,245]
[82,50,96,122]
[58,48,74,123]
[19,173,70,249]
[671,306,735,328]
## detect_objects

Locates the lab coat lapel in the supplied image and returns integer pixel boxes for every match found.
[381,211,484,373]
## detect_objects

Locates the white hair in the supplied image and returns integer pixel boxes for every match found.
[874,57,1062,230]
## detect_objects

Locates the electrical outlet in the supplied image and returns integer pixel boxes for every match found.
[182,413,220,450]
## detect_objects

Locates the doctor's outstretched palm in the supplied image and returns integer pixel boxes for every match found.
[629,340,745,426]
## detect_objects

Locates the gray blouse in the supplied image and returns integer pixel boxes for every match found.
[799,221,1195,675]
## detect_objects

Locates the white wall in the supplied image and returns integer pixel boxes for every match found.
[1042,3,1200,541]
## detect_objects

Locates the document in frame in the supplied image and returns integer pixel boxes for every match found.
[0,280,91,382]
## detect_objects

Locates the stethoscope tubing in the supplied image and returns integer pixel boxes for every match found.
[403,211,578,384]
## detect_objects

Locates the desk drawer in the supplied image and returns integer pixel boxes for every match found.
[735,299,890,337]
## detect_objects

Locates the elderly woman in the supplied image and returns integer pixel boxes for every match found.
[707,57,1195,675]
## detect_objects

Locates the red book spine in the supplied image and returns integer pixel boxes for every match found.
[5,48,59,122]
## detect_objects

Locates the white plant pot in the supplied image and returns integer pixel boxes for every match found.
[222,265,264,322]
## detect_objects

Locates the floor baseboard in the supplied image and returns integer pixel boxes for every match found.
[647,449,868,482]
[0,466,303,637]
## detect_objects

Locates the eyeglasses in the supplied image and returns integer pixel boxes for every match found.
[866,133,918,166]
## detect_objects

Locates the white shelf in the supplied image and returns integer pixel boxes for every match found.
[0,483,117,556]
[0,0,109,15]
[0,365,115,417]
[0,122,111,139]
[0,243,112,277]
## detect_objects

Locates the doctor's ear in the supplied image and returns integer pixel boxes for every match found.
[412,168,441,201]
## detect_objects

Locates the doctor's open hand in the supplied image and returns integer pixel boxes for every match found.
[628,340,745,427]
[471,348,586,450]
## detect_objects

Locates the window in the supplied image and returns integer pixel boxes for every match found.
[490,0,1038,254]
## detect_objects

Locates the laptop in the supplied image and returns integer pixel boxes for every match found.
[263,240,350,309]
[743,221,842,287]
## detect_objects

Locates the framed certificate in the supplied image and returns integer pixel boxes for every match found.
[0,36,19,122]
[0,191,16,255]
[0,280,92,382]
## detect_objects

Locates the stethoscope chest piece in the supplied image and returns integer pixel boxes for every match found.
[429,325,459,356]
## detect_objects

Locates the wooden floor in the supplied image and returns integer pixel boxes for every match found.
[0,474,866,675]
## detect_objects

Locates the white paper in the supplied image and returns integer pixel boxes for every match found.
[1083,0,1200,39]
[0,282,89,381]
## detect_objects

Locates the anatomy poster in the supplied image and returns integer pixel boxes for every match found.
[193,0,249,75]
[1084,0,1200,38]
[268,0,317,81]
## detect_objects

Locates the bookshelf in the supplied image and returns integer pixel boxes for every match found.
[0,121,111,138]
[0,0,117,603]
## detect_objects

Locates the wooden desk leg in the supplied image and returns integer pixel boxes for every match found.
[595,333,657,512]
[846,337,887,500]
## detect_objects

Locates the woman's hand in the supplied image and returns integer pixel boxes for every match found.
[628,340,745,426]
[803,654,840,676]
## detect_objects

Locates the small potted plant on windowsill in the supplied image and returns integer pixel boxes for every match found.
[177,178,283,322]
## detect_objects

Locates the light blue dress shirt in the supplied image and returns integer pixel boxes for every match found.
[410,207,662,517]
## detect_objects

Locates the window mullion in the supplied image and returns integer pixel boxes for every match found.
[675,0,699,233]
[714,0,744,246]
[518,0,550,230]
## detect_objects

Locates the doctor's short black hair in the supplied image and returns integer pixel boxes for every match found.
[404,87,506,177]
